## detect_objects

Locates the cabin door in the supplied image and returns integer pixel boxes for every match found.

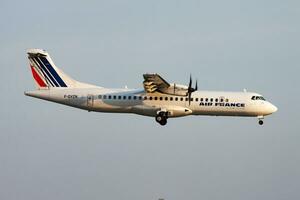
[87,94,94,108]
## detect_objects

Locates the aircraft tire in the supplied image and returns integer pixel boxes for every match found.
[159,118,167,126]
[156,115,163,123]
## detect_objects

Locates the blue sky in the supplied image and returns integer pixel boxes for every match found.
[0,1,299,200]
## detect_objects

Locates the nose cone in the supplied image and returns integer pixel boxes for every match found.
[269,103,278,114]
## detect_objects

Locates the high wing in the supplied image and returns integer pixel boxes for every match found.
[143,73,189,96]
[143,74,170,92]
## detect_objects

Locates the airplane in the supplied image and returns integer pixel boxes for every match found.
[24,49,278,126]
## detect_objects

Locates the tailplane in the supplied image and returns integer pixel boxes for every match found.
[27,49,94,89]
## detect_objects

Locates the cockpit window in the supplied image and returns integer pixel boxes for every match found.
[251,96,266,101]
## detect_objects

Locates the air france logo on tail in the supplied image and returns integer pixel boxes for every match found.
[28,50,67,88]
[30,65,47,87]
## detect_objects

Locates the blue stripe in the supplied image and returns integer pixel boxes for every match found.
[40,57,67,87]
[34,57,59,87]
[31,58,54,87]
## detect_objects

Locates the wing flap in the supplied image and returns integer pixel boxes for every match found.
[143,74,170,93]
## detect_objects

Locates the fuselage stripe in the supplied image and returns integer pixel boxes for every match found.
[39,57,67,87]
[31,65,47,87]
[30,57,55,87]
[35,57,59,87]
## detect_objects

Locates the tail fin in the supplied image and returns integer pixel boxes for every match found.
[27,49,88,89]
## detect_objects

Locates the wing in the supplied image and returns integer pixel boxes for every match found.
[143,73,170,93]
[143,73,188,96]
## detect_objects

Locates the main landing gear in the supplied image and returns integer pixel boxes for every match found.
[155,112,168,126]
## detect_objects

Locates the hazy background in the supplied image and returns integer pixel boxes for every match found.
[0,0,299,200]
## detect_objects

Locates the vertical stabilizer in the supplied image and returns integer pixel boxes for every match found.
[27,49,94,89]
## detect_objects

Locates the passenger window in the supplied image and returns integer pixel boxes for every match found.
[123,96,126,100]
[98,95,102,99]
[175,97,178,101]
[195,98,199,101]
[160,97,163,100]
[139,96,142,100]
[144,96,147,100]
[128,96,132,100]
[108,95,112,99]
[170,97,173,101]
[185,98,188,101]
[205,98,208,102]
[220,98,224,102]
[133,96,137,100]
[200,98,203,101]
[154,97,158,100]
[210,98,213,102]
[103,95,107,99]
[113,96,116,99]
[165,97,168,101]
[190,98,193,101]
[118,96,121,100]
[180,97,184,101]
[225,98,229,102]
[215,98,218,102]
[149,96,153,100]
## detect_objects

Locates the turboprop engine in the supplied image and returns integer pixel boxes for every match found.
[143,81,188,96]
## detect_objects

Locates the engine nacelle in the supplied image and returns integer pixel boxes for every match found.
[163,83,189,96]
[143,80,189,96]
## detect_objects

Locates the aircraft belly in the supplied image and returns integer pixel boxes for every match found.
[91,101,132,113]
[90,103,157,116]
[131,105,158,117]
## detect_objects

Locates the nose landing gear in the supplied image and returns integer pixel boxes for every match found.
[257,116,264,125]
[155,112,168,126]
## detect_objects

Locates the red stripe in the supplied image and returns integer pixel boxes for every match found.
[31,66,47,87]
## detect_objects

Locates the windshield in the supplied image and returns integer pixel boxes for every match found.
[251,96,266,101]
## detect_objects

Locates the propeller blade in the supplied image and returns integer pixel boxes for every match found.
[174,83,176,94]
[187,74,197,105]
[188,74,192,90]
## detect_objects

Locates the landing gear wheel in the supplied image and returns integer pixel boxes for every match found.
[259,120,264,125]
[159,118,167,126]
[155,115,163,123]
[155,112,168,126]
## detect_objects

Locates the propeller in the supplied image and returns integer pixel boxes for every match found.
[187,74,198,105]
[174,83,176,94]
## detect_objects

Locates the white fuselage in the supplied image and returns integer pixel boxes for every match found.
[25,87,278,118]
[24,48,278,125]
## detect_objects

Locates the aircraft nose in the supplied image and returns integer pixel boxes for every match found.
[269,103,278,113]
